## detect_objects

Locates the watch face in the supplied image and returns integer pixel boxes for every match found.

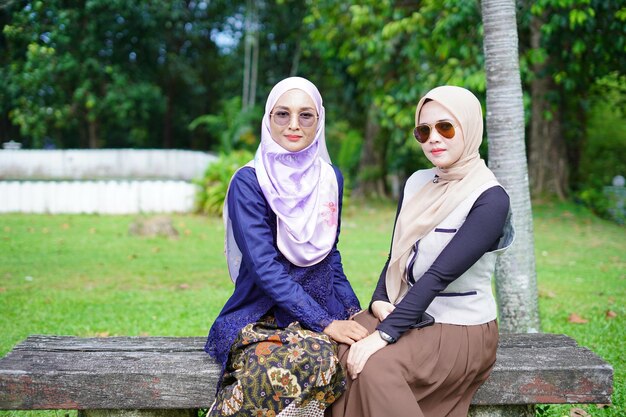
[379,330,394,343]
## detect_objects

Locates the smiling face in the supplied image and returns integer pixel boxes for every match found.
[269,89,319,152]
[417,100,465,169]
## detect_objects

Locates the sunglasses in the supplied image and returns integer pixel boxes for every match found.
[413,120,457,143]
[270,111,318,128]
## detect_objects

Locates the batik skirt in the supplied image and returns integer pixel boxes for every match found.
[208,318,345,417]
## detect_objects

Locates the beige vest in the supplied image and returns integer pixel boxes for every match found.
[399,169,515,325]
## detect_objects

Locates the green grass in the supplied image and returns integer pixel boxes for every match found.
[531,201,625,417]
[0,200,624,416]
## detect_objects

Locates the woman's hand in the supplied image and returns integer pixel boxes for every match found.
[323,320,369,345]
[371,300,395,321]
[346,331,388,379]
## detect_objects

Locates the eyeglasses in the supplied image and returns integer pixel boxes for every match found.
[270,110,318,128]
[413,120,457,143]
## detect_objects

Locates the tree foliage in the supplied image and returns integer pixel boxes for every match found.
[193,149,254,216]
[519,0,626,197]
[1,0,624,204]
[306,0,486,182]
[2,0,226,149]
[189,96,261,153]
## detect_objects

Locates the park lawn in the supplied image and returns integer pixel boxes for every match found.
[531,201,625,417]
[0,200,624,417]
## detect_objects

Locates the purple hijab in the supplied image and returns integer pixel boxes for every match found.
[224,77,339,282]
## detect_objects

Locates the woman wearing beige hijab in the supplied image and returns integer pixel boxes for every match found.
[329,86,515,417]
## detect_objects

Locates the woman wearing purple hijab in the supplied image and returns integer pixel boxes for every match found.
[205,77,367,417]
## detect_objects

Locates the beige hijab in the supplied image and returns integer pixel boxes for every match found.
[385,86,497,304]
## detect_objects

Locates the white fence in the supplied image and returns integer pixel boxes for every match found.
[0,149,215,214]
[0,180,198,214]
[0,149,216,180]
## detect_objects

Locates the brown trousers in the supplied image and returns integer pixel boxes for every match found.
[328,310,498,417]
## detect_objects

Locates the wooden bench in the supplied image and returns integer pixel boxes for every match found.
[0,334,613,417]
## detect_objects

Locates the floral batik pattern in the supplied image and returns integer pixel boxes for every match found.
[208,319,346,417]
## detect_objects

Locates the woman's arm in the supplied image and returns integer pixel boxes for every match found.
[376,186,510,340]
[347,186,509,378]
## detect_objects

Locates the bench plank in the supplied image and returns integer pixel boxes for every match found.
[12,336,207,353]
[474,343,613,404]
[0,333,613,410]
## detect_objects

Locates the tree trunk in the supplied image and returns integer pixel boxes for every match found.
[242,0,259,110]
[482,0,540,333]
[566,97,586,187]
[353,103,386,198]
[77,109,88,148]
[249,25,259,109]
[528,14,568,199]
[88,118,99,149]
[242,0,252,110]
[290,42,301,76]
[163,82,173,149]
[0,110,10,143]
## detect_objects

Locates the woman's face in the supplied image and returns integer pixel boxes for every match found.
[417,101,465,169]
[270,89,318,152]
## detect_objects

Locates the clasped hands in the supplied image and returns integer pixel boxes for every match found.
[323,300,396,380]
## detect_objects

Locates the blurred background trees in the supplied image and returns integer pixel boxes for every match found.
[1,0,625,215]
[1,0,227,150]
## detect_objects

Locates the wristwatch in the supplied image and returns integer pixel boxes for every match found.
[378,330,396,344]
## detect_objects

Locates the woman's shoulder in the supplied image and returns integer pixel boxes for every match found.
[329,163,344,184]
[407,168,437,182]
[403,168,437,195]
[474,185,510,213]
[230,165,258,186]
[229,166,262,197]
[232,165,256,180]
[480,185,510,204]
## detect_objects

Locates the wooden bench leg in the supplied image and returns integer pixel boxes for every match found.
[469,404,535,417]
[78,410,198,417]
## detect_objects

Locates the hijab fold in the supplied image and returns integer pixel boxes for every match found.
[385,86,497,303]
[225,77,338,282]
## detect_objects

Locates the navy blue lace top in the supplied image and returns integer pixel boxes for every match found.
[205,165,361,373]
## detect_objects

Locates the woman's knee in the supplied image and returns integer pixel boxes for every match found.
[357,352,401,388]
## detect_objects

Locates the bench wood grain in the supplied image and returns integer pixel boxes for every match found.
[0,334,613,415]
